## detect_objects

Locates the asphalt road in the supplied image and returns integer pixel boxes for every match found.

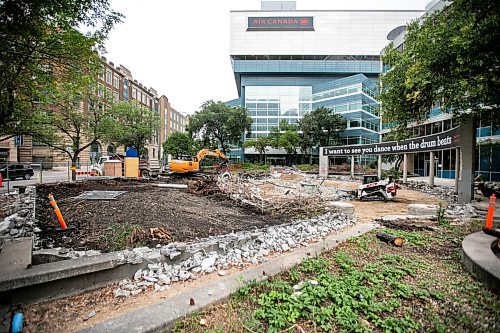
[0,169,93,193]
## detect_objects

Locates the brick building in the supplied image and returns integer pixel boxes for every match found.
[1,56,185,168]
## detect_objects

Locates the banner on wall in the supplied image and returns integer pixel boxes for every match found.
[322,127,460,156]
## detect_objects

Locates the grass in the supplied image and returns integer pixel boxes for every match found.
[173,220,500,333]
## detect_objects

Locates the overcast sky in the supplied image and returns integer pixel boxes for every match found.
[104,0,430,115]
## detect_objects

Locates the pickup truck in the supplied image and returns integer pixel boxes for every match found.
[90,156,161,178]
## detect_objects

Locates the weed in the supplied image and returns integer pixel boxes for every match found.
[288,267,301,283]
[300,257,329,274]
[105,223,144,251]
[437,203,451,227]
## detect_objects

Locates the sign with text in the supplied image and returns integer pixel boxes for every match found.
[247,16,314,31]
[323,127,461,156]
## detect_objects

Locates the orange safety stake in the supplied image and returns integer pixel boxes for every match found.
[48,193,67,230]
[0,173,3,187]
[485,194,496,229]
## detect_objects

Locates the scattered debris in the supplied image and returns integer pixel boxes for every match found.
[149,227,171,240]
[111,211,353,298]
[404,181,457,203]
[74,191,126,200]
[83,310,96,321]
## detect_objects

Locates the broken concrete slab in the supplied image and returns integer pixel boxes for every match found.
[74,191,126,200]
[326,201,355,217]
[0,237,33,275]
[407,204,438,216]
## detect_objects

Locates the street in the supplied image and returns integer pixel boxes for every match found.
[0,168,93,193]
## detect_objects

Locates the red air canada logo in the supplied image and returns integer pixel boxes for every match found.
[253,18,300,25]
[248,16,314,30]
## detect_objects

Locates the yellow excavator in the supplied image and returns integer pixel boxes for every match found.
[168,149,229,173]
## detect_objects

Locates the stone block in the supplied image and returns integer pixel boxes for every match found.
[326,201,355,217]
[407,204,438,216]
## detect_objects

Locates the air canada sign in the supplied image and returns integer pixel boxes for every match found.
[247,16,314,31]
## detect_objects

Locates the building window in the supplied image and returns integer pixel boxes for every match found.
[105,70,111,84]
[123,79,129,100]
[132,88,137,99]
[98,66,104,80]
[153,148,155,158]
[106,88,112,102]
[113,91,119,102]
[98,84,104,97]
[107,144,116,155]
[113,75,119,89]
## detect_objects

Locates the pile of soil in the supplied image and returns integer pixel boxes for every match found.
[35,178,290,252]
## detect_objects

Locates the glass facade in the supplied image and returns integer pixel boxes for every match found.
[245,86,312,138]
[241,74,381,146]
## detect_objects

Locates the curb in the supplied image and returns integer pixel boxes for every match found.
[462,231,500,292]
[77,222,377,333]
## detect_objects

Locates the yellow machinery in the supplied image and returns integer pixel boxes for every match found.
[169,149,229,173]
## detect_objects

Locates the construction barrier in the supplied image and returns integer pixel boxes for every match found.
[485,194,496,229]
[48,193,68,230]
[76,171,97,176]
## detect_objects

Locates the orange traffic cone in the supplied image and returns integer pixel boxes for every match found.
[485,194,496,229]
[48,193,67,230]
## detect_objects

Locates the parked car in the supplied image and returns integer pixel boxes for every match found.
[0,164,34,180]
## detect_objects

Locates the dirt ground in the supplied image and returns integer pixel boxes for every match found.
[351,188,444,223]
[35,178,290,251]
[21,176,451,333]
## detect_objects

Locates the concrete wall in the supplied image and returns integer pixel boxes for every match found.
[230,10,423,56]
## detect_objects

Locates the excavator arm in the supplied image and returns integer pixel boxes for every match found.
[195,149,229,164]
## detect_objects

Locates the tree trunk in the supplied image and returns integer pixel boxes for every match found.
[71,155,78,182]
[376,233,404,247]
[395,155,403,171]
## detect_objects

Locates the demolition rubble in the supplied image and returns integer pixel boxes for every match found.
[113,210,353,297]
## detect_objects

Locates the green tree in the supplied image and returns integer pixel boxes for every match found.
[244,136,270,163]
[299,107,347,147]
[379,0,500,129]
[0,0,122,132]
[163,132,193,159]
[187,100,252,154]
[104,102,159,158]
[27,67,111,181]
[269,120,300,166]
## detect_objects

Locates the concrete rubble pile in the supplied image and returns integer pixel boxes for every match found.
[0,187,39,245]
[112,210,354,298]
[403,181,458,203]
[216,172,350,216]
